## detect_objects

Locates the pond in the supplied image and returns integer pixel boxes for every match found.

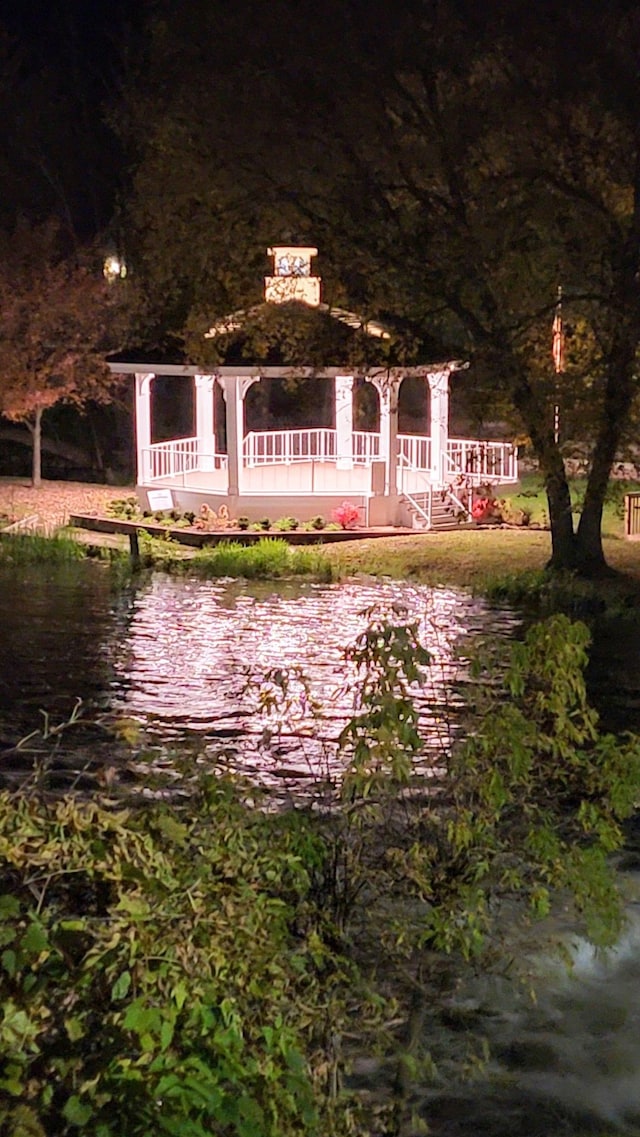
[0,561,518,788]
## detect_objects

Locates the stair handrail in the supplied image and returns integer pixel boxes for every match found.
[442,484,470,520]
[398,452,433,528]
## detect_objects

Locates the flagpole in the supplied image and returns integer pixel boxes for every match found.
[552,284,564,444]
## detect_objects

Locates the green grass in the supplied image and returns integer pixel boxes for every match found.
[0,532,84,563]
[500,472,640,537]
[190,538,335,580]
[325,527,640,592]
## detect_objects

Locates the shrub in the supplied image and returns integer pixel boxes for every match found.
[237,516,250,530]
[273,516,299,532]
[259,517,271,530]
[310,515,325,530]
[0,779,339,1137]
[332,501,361,529]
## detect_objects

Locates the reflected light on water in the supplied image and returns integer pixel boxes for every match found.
[109,576,518,786]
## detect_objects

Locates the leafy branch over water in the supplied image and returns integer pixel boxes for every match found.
[0,614,639,1135]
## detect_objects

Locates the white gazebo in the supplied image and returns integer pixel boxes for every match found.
[109,246,518,528]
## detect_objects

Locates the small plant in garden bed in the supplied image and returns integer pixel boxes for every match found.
[106,496,141,520]
[272,516,299,532]
[333,500,361,529]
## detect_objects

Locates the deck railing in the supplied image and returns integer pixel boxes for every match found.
[244,430,431,469]
[445,439,518,483]
[399,435,431,472]
[243,428,337,465]
[145,438,227,481]
[625,493,640,538]
[353,430,382,464]
[142,430,517,484]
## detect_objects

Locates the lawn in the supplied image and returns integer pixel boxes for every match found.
[324,474,640,591]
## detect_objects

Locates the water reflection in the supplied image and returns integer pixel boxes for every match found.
[0,562,519,781]
[108,573,519,783]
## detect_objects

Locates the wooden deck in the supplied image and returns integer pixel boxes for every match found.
[69,514,418,547]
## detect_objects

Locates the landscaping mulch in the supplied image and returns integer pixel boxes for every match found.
[0,478,133,531]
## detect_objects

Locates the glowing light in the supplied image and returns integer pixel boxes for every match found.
[103,255,127,282]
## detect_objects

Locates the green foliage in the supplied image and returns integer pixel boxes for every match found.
[445,616,640,947]
[106,496,140,520]
[0,533,83,564]
[189,539,333,581]
[340,604,431,799]
[483,568,603,613]
[313,611,640,962]
[0,780,353,1137]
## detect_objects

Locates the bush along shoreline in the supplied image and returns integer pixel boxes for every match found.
[1,612,639,1136]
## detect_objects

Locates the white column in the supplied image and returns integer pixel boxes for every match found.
[219,377,242,496]
[370,374,400,495]
[134,372,154,483]
[427,368,451,486]
[219,376,257,496]
[335,374,354,469]
[195,374,216,470]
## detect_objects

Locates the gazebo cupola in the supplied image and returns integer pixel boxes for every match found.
[264,245,321,306]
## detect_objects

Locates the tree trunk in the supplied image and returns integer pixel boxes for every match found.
[543,453,577,570]
[575,286,640,575]
[31,407,43,488]
[505,352,578,570]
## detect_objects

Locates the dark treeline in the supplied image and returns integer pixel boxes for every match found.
[1,0,640,570]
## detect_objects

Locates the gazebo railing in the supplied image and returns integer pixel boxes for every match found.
[446,439,518,483]
[352,431,382,464]
[142,430,517,484]
[244,429,431,469]
[144,438,227,481]
[244,428,338,465]
[399,435,431,472]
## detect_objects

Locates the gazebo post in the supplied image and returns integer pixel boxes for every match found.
[427,367,452,487]
[374,375,400,495]
[134,372,154,483]
[335,374,354,468]
[219,376,243,496]
[219,375,258,496]
[194,374,216,470]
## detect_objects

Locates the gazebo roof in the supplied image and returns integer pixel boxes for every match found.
[205,302,392,342]
[108,244,466,376]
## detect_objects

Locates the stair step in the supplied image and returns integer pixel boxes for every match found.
[402,491,471,532]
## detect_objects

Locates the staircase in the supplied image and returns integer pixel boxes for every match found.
[401,489,471,532]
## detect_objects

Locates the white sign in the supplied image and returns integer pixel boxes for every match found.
[147,488,174,511]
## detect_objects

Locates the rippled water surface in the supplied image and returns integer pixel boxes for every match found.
[0,562,518,780]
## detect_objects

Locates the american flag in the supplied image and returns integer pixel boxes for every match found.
[552,288,564,374]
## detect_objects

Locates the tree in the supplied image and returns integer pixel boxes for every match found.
[0,219,128,486]
[117,0,640,573]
